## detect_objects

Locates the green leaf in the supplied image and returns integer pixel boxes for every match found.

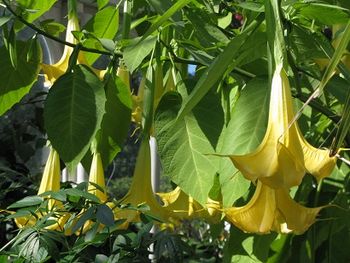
[71,206,95,234]
[97,74,132,167]
[293,3,350,25]
[8,25,17,69]
[83,6,119,64]
[220,78,269,155]
[44,65,106,168]
[39,19,65,37]
[0,16,11,27]
[8,196,43,209]
[155,91,224,205]
[97,0,109,10]
[0,41,42,116]
[123,36,157,73]
[96,204,114,226]
[185,8,229,46]
[15,0,57,29]
[64,188,100,203]
[224,226,276,263]
[237,1,264,12]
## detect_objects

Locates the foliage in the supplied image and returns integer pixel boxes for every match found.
[0,0,350,262]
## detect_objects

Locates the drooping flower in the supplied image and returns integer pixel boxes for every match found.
[87,152,107,203]
[228,66,336,189]
[41,14,105,86]
[119,138,168,223]
[224,181,322,234]
[157,187,221,223]
[15,147,68,230]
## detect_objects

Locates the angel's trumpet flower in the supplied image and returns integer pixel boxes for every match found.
[15,147,68,230]
[224,181,322,234]
[229,66,336,188]
[157,187,201,220]
[88,152,107,203]
[119,138,168,223]
[157,187,221,223]
[41,15,105,86]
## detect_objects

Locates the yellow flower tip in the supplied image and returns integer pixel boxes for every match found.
[117,66,130,88]
[88,153,107,203]
[206,198,221,217]
[224,182,323,234]
[229,68,335,188]
[224,182,275,234]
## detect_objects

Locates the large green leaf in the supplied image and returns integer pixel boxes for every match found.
[44,65,106,168]
[155,91,224,205]
[97,74,132,168]
[123,36,157,73]
[83,6,119,64]
[0,41,42,116]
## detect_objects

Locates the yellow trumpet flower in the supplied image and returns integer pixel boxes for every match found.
[224,181,322,234]
[229,66,336,189]
[41,15,105,86]
[120,138,168,223]
[15,147,68,230]
[157,187,221,223]
[88,152,107,203]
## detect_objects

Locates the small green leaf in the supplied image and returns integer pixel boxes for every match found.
[39,19,65,37]
[123,36,157,73]
[96,204,114,226]
[71,206,95,234]
[0,16,11,27]
[8,196,43,209]
[64,188,100,203]
[8,25,17,69]
[83,6,119,64]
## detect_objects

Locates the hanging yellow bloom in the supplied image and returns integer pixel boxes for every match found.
[15,147,68,230]
[41,15,105,86]
[224,181,322,234]
[229,66,336,189]
[157,187,221,223]
[88,152,107,203]
[119,138,168,223]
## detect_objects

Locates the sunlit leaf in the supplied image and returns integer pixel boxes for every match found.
[0,41,42,116]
